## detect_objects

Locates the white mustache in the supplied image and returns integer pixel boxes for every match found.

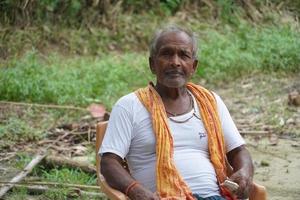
[165,69,184,75]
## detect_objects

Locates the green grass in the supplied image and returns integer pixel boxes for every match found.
[41,168,96,185]
[199,24,300,79]
[0,51,151,109]
[5,187,28,200]
[1,22,299,108]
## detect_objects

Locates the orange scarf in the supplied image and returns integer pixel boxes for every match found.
[135,82,235,200]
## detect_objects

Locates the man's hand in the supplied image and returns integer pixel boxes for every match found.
[127,184,160,200]
[228,168,253,199]
[226,145,254,199]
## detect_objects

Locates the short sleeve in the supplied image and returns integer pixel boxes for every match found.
[99,103,133,159]
[214,93,245,152]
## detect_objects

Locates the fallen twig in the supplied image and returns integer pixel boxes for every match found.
[47,145,71,153]
[0,152,15,156]
[0,181,99,190]
[239,130,269,136]
[237,123,265,127]
[0,153,46,199]
[0,101,87,111]
[24,177,42,182]
[0,184,106,198]
[0,152,16,162]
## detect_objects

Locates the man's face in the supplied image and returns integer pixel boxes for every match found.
[150,31,198,88]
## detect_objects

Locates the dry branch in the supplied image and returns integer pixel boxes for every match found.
[44,155,96,174]
[26,181,99,190]
[236,123,265,128]
[0,154,46,199]
[0,152,16,162]
[239,130,269,136]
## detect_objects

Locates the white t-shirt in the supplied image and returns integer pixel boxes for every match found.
[99,91,245,198]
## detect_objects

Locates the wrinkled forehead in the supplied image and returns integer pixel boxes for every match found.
[156,31,193,51]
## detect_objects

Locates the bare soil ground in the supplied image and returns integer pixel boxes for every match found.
[0,73,299,199]
[247,137,300,200]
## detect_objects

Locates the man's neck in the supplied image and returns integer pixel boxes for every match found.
[154,82,188,100]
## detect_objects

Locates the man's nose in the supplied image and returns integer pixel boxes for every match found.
[170,54,180,67]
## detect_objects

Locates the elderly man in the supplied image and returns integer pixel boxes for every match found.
[99,26,254,200]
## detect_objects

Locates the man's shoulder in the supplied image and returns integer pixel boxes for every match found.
[210,91,221,100]
[210,91,225,107]
[189,83,222,101]
[115,92,140,108]
[111,92,150,123]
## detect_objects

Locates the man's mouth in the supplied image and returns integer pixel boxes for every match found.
[165,70,184,76]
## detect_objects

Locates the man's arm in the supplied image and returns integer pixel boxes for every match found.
[100,153,159,200]
[226,145,254,199]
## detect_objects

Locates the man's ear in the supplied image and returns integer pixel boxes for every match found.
[149,57,156,74]
[192,59,198,73]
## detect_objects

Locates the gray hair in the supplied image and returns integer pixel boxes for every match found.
[149,25,198,59]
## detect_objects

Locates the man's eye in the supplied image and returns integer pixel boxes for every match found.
[161,51,171,56]
[182,53,191,58]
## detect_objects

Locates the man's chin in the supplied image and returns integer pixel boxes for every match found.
[162,79,187,88]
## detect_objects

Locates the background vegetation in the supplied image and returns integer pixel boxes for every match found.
[0,1,299,199]
[1,0,299,108]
